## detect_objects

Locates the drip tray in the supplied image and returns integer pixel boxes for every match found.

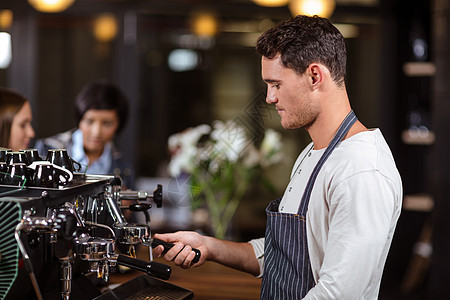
[94,274,193,300]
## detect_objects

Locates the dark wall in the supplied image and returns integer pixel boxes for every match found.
[428,0,450,298]
[378,0,435,298]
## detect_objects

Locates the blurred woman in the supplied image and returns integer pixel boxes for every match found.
[0,87,35,151]
[35,79,134,188]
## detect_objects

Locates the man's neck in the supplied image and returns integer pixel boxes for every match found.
[306,90,367,149]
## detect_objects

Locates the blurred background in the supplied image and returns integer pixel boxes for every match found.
[0,0,449,298]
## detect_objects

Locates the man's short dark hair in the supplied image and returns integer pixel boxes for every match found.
[256,15,347,86]
[74,79,129,133]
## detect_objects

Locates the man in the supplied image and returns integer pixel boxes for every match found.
[153,15,402,299]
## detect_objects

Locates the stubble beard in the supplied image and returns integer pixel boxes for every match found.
[281,106,317,130]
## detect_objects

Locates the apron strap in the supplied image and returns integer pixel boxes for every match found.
[298,110,358,215]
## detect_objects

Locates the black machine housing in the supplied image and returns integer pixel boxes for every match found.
[0,173,192,300]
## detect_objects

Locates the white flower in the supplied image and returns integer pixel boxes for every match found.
[167,124,211,176]
[210,120,250,163]
[168,124,211,153]
[260,129,283,166]
[167,119,284,177]
[242,143,261,168]
[167,145,195,176]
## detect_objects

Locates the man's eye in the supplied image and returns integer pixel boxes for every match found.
[272,84,280,89]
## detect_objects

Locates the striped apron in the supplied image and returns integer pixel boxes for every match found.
[261,110,357,299]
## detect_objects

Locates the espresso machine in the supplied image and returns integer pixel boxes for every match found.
[0,150,195,300]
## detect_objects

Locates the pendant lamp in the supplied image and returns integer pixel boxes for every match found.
[289,0,336,18]
[252,0,289,7]
[28,0,75,13]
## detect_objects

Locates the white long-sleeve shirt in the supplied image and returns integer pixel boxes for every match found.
[250,129,402,299]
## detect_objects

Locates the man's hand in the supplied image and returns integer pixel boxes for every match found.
[152,231,209,269]
[153,231,261,276]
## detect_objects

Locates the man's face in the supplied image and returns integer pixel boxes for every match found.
[261,55,319,130]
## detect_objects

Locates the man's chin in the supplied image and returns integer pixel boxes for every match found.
[281,121,300,130]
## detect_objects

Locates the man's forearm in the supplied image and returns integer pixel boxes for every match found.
[205,236,261,276]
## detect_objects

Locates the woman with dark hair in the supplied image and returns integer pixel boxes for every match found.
[0,87,35,151]
[35,79,134,188]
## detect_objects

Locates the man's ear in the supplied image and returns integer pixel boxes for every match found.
[309,64,323,87]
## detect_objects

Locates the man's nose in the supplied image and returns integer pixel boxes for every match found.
[266,88,277,104]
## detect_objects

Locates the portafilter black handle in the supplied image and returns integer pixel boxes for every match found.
[153,184,162,208]
[151,238,201,264]
[117,254,171,280]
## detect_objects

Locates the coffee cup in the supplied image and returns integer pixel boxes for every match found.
[0,161,8,184]
[28,161,73,187]
[21,149,43,164]
[46,149,82,172]
[4,163,30,186]
[0,148,11,162]
[8,151,29,166]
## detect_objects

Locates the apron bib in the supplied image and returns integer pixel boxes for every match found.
[261,110,357,299]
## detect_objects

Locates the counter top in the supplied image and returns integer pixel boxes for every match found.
[108,257,262,299]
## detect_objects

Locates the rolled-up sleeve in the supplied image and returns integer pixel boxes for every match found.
[248,237,265,278]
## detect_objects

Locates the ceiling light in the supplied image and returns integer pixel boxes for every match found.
[192,13,218,37]
[0,10,13,30]
[289,0,336,18]
[28,0,75,13]
[0,32,12,69]
[93,13,118,43]
[168,49,198,72]
[252,0,289,7]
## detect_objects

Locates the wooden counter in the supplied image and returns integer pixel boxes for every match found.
[109,258,262,299]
